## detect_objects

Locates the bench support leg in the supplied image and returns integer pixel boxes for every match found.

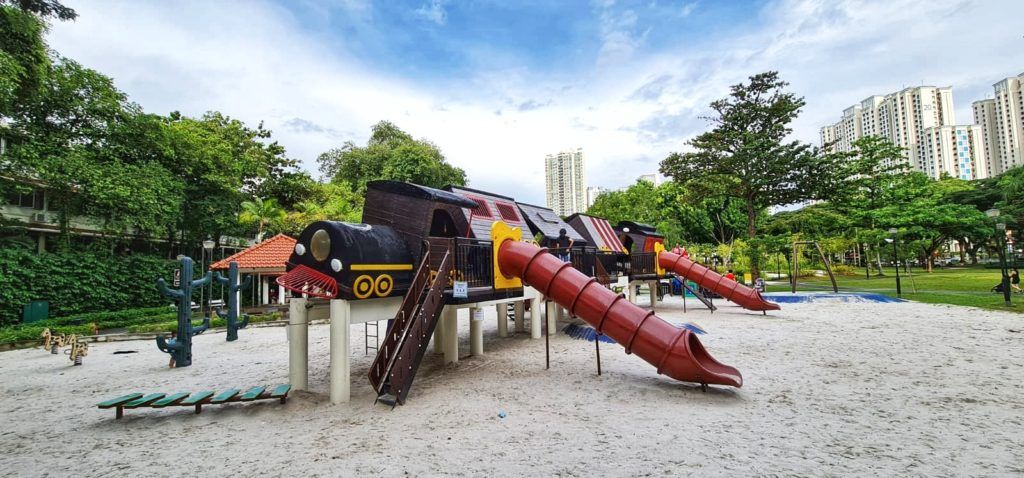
[195,404,202,414]
[116,406,123,419]
[279,396,286,405]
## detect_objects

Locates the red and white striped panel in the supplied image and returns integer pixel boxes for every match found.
[587,216,626,252]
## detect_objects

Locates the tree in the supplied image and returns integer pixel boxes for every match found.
[317,120,466,191]
[239,197,286,241]
[281,182,363,235]
[587,179,747,246]
[0,0,76,20]
[660,71,836,279]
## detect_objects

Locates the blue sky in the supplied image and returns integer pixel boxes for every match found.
[48,0,1024,205]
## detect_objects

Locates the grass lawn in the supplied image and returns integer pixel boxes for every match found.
[765,266,1024,313]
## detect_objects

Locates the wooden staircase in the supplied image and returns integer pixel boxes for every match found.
[368,244,453,406]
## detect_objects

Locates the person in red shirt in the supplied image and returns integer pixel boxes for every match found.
[725,269,736,281]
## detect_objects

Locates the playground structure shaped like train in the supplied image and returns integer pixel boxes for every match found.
[275,180,780,404]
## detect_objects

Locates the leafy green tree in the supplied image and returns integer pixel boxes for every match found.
[317,120,466,191]
[0,0,76,21]
[281,182,363,234]
[587,179,747,246]
[239,197,286,241]
[660,71,836,279]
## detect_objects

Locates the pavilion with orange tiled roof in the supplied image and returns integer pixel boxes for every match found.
[210,234,296,306]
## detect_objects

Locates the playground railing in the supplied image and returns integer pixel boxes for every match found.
[627,252,658,277]
[427,237,495,290]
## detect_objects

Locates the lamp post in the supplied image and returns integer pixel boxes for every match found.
[202,239,216,317]
[863,243,870,280]
[986,209,1011,307]
[887,228,901,297]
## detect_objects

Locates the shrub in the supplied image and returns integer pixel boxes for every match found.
[0,249,177,326]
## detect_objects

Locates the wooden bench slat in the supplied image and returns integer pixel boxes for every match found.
[124,393,166,408]
[238,386,265,401]
[97,393,143,409]
[151,392,190,408]
[211,389,241,404]
[180,391,215,405]
[269,384,291,398]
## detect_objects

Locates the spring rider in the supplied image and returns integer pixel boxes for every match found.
[156,256,212,368]
[213,261,252,341]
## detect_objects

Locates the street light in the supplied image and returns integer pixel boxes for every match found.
[986,209,1011,307]
[202,239,216,317]
[888,228,901,297]
[997,223,1011,306]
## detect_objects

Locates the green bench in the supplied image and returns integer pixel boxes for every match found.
[97,384,291,419]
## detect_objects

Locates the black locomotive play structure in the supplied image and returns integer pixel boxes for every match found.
[276,180,778,405]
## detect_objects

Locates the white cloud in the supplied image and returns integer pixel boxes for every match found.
[415,0,448,26]
[680,1,698,17]
[45,0,1024,206]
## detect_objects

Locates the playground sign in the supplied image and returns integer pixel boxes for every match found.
[173,269,181,287]
[453,281,468,298]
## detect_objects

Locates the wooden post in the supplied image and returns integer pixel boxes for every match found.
[329,299,350,404]
[496,304,508,338]
[443,307,458,363]
[288,298,308,391]
[470,307,484,356]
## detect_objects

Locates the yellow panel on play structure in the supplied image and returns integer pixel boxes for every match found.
[490,221,523,290]
[654,241,666,277]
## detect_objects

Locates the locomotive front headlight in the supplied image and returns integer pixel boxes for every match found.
[311,229,331,261]
[330,258,342,272]
[294,243,306,256]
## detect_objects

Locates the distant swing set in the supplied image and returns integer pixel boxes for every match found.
[790,240,838,293]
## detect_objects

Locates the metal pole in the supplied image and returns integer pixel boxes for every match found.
[544,301,550,370]
[595,334,602,376]
[1000,234,1012,306]
[892,235,902,297]
[200,247,206,317]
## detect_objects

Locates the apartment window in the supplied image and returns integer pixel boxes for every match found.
[4,188,44,210]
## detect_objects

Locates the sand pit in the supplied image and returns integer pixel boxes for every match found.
[1,295,1023,476]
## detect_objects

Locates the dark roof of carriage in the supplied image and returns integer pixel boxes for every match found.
[516,202,587,243]
[616,221,659,234]
[367,180,479,208]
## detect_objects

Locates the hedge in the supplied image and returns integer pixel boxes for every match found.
[0,249,179,326]
[0,311,282,345]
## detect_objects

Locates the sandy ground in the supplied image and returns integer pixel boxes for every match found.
[1,294,1023,477]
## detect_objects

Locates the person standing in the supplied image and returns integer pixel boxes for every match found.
[1012,268,1021,294]
[725,269,736,281]
[671,243,682,255]
[554,228,574,262]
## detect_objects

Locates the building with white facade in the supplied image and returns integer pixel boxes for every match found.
[972,73,1024,176]
[636,173,662,186]
[921,125,988,180]
[544,148,586,217]
[585,186,607,210]
[820,86,988,179]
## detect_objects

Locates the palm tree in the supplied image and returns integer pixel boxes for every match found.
[239,197,286,241]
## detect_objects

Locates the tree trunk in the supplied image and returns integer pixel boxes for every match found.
[745,202,759,280]
[875,249,884,276]
[957,239,967,263]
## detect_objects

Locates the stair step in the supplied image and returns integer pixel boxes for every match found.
[376,394,397,407]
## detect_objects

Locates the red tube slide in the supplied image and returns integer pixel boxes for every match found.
[498,240,741,388]
[659,251,780,312]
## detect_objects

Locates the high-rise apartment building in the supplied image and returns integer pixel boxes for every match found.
[972,99,999,176]
[820,86,985,179]
[544,148,586,217]
[973,73,1024,175]
[921,125,988,180]
[637,173,662,186]
[585,186,607,209]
